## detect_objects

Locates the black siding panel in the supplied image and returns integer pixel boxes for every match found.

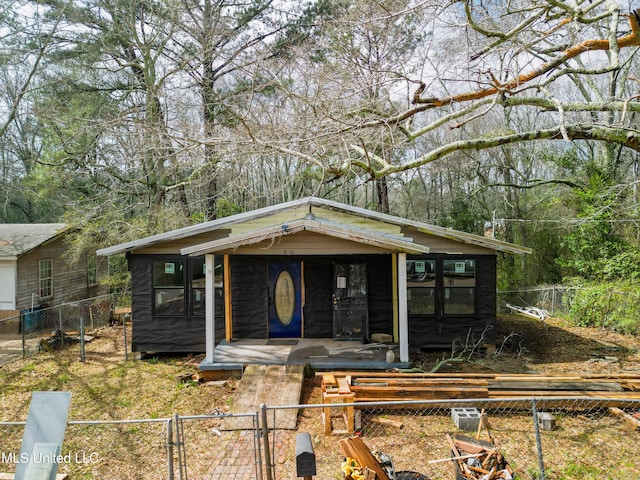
[366,256,393,337]
[408,255,497,348]
[129,254,152,352]
[129,254,208,353]
[303,258,333,338]
[230,257,268,339]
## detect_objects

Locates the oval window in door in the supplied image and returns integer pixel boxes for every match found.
[274,270,295,325]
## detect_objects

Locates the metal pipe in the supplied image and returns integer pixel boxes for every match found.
[166,418,174,480]
[21,312,25,357]
[175,413,185,480]
[531,398,546,480]
[254,411,264,480]
[123,314,128,361]
[261,404,273,480]
[79,316,85,362]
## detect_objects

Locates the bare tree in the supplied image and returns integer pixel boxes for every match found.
[259,1,640,183]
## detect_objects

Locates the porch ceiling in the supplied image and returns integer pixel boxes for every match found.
[180,217,430,256]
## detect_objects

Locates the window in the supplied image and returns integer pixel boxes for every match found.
[443,259,475,314]
[153,261,185,315]
[406,257,476,316]
[39,259,53,298]
[87,255,98,286]
[406,259,436,314]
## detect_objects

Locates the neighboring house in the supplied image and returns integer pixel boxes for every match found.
[0,224,107,320]
[97,197,531,365]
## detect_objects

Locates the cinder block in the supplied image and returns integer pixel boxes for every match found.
[451,407,481,430]
[537,412,556,431]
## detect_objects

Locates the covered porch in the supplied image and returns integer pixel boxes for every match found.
[198,338,412,372]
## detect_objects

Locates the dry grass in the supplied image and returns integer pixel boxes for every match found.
[0,315,639,479]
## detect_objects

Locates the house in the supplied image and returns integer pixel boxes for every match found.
[0,224,107,321]
[97,197,531,367]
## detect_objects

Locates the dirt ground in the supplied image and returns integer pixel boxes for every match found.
[491,314,640,375]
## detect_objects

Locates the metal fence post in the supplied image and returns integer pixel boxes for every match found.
[531,398,546,480]
[79,316,85,362]
[21,313,26,357]
[174,413,186,480]
[261,404,273,480]
[255,411,264,480]
[123,316,129,361]
[167,418,175,480]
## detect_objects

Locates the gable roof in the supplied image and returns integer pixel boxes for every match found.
[181,217,431,256]
[97,197,531,256]
[0,224,69,258]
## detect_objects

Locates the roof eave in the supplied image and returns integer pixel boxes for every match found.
[97,197,316,256]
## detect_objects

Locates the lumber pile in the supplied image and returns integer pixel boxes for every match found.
[320,371,640,434]
[319,372,640,405]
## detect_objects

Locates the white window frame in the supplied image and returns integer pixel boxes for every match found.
[39,259,53,299]
[87,255,98,287]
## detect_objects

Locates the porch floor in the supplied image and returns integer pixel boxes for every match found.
[199,338,411,371]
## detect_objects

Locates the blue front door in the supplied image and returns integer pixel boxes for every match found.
[268,262,303,338]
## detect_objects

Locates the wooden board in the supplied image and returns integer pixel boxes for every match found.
[318,371,640,406]
[339,437,390,480]
[222,364,305,430]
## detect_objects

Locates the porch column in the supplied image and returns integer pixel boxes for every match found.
[397,253,409,363]
[205,254,215,361]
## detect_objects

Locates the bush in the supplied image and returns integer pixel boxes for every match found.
[566,281,640,334]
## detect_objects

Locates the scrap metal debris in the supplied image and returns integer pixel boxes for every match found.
[506,304,549,321]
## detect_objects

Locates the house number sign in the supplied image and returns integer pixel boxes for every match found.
[274,270,295,325]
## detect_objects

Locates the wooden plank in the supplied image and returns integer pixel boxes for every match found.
[489,381,624,391]
[371,416,404,429]
[337,376,352,394]
[351,386,490,399]
[339,437,390,480]
[453,438,488,455]
[321,371,640,381]
[609,407,640,429]
[222,364,304,430]
[322,373,337,387]
[489,390,640,398]
[354,378,489,387]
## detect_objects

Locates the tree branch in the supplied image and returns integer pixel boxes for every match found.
[413,8,640,107]
[349,123,640,178]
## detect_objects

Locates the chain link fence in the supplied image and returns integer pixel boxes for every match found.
[264,398,640,480]
[2,397,639,480]
[0,294,120,364]
[497,286,580,318]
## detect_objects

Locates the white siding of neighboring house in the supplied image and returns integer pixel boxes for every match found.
[0,259,17,310]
